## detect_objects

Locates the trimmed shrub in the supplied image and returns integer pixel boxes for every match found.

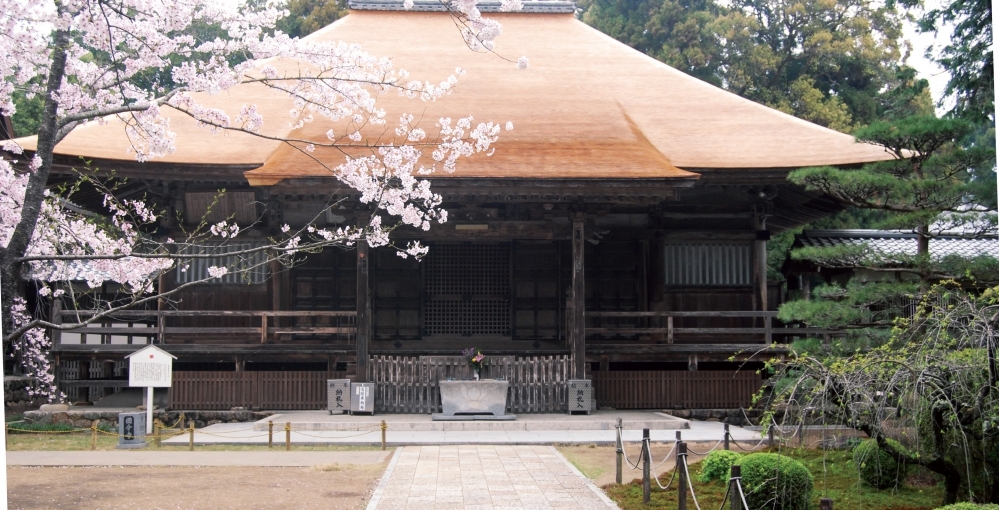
[853,439,909,489]
[735,453,813,510]
[933,504,999,510]
[698,450,742,482]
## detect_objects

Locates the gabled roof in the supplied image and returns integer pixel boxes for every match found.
[13,2,897,186]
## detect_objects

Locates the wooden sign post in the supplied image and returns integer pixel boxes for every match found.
[126,345,175,434]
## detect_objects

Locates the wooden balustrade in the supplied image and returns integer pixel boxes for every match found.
[587,311,776,345]
[52,309,357,346]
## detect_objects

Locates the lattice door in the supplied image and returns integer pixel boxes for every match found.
[423,243,511,337]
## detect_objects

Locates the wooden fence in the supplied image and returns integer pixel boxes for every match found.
[368,355,572,413]
[591,370,763,409]
[170,370,345,410]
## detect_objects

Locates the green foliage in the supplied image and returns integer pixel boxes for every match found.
[603,448,944,510]
[933,505,999,510]
[580,0,921,132]
[770,284,999,505]
[10,90,44,137]
[578,0,724,87]
[853,439,909,489]
[276,0,348,38]
[697,450,741,482]
[917,0,993,124]
[736,453,813,510]
[778,279,919,330]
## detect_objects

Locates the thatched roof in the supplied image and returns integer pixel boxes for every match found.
[14,1,897,186]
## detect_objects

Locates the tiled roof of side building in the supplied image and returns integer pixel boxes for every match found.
[796,230,999,261]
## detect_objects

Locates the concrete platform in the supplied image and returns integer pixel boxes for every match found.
[249,409,690,432]
[160,412,762,447]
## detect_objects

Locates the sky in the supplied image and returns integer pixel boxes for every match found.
[902,0,956,114]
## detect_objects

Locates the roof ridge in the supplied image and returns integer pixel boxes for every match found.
[347,0,577,13]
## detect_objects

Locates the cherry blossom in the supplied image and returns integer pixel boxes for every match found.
[0,0,520,401]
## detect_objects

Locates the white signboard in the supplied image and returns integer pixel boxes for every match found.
[126,345,175,388]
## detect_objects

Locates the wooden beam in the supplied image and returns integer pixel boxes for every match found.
[571,218,586,379]
[356,239,371,382]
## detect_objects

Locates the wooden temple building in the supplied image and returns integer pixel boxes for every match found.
[14,0,896,412]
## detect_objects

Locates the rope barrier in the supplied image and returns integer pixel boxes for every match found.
[7,420,386,443]
[680,453,702,510]
[684,437,725,456]
[290,429,380,439]
[622,440,644,470]
[651,460,679,490]
[729,434,768,451]
[736,477,750,510]
[651,440,678,470]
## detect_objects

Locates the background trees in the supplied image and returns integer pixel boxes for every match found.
[578,0,928,132]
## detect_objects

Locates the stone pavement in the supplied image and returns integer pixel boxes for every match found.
[366,445,618,510]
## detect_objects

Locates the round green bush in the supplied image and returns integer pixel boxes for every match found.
[933,504,999,510]
[735,453,813,510]
[697,450,742,482]
[853,439,908,489]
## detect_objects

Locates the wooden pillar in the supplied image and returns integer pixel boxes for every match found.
[571,219,586,379]
[753,214,768,313]
[77,358,91,405]
[356,240,371,382]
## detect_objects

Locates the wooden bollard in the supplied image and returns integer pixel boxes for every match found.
[285,422,291,451]
[729,465,741,510]
[154,420,161,448]
[91,421,98,451]
[820,498,834,510]
[615,417,623,485]
[268,420,274,448]
[188,422,194,451]
[678,442,688,510]
[724,423,730,450]
[798,423,804,448]
[380,420,387,451]
[768,424,775,447]
[642,429,651,504]
[676,430,682,442]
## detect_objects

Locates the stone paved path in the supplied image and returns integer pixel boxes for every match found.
[367,445,618,509]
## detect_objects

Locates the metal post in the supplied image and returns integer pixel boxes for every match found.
[730,465,742,510]
[188,422,194,451]
[268,420,273,448]
[615,418,623,485]
[820,498,834,510]
[91,421,97,451]
[678,441,688,510]
[642,428,650,504]
[724,423,730,450]
[285,421,291,451]
[381,420,387,451]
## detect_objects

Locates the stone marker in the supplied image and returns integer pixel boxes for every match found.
[327,379,350,415]
[116,412,147,449]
